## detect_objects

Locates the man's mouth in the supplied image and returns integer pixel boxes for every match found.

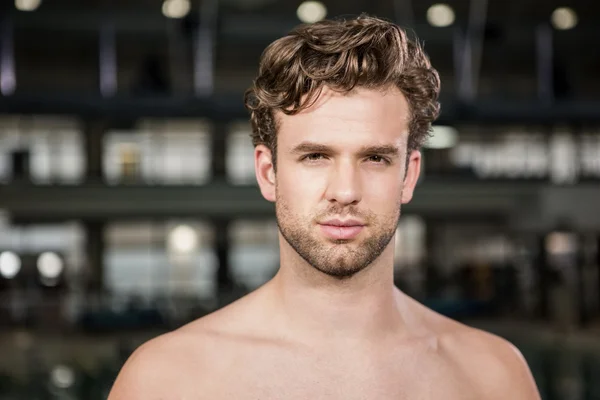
[318,219,365,240]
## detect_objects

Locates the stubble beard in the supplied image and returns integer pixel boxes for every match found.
[275,192,401,280]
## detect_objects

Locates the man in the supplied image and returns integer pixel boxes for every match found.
[109,15,541,399]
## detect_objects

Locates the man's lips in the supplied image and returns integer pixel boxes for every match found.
[318,219,365,240]
[319,218,365,227]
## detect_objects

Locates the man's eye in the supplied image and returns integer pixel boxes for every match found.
[368,155,387,163]
[305,153,325,161]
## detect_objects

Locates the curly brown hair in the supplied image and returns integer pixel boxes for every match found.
[244,14,441,170]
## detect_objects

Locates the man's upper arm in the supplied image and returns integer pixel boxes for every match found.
[107,335,180,400]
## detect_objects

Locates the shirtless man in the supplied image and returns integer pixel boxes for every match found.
[108,15,541,399]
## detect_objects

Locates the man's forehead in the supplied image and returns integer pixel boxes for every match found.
[276,87,409,145]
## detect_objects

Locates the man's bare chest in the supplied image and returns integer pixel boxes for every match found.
[192,349,480,400]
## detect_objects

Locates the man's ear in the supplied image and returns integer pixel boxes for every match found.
[401,150,422,204]
[255,144,276,202]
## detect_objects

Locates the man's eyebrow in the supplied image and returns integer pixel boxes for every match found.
[290,142,335,154]
[290,142,401,157]
[357,145,401,157]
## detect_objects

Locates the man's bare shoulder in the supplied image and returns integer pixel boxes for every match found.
[425,312,540,399]
[107,292,263,400]
[447,325,541,399]
[404,297,540,399]
[106,327,212,400]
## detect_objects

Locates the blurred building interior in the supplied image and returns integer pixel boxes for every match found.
[0,0,599,398]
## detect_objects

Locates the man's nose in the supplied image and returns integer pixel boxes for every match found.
[324,160,362,206]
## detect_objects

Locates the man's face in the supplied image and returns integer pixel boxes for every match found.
[255,86,421,279]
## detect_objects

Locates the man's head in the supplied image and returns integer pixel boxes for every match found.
[246,15,440,279]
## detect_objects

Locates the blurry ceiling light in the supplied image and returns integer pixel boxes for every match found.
[168,225,198,254]
[427,4,455,27]
[551,7,578,30]
[0,251,21,279]
[297,1,327,24]
[15,0,41,11]
[37,252,64,280]
[0,67,16,97]
[162,0,191,19]
[425,125,459,149]
[51,365,75,389]
[545,232,576,255]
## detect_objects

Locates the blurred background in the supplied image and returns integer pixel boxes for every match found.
[0,0,598,398]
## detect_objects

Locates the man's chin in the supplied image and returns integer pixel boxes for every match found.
[316,251,367,275]
[313,264,364,279]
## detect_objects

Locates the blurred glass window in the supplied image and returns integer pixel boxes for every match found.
[103,119,211,185]
[105,221,216,300]
[0,116,84,184]
[226,122,256,185]
[230,219,279,289]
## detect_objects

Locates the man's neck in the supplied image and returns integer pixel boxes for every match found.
[266,245,408,346]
